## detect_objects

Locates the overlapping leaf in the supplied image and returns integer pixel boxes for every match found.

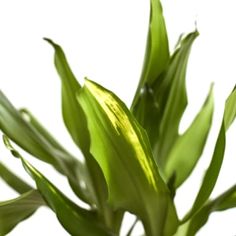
[183,86,236,223]
[0,92,93,204]
[132,31,199,173]
[0,189,45,236]
[132,0,169,107]
[77,79,178,236]
[175,185,236,236]
[154,31,199,167]
[164,85,214,188]
[44,39,120,228]
[3,136,112,236]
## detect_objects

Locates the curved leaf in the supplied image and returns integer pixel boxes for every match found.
[77,79,178,236]
[3,136,112,236]
[44,39,120,230]
[155,31,199,167]
[0,162,32,194]
[0,190,44,236]
[132,0,169,107]
[183,85,236,222]
[0,91,93,204]
[164,85,214,188]
[18,108,93,204]
[178,185,236,236]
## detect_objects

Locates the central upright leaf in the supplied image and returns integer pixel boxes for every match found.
[77,79,178,236]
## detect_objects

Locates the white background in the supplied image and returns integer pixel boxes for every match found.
[0,0,236,235]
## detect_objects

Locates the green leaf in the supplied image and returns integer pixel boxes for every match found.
[183,86,236,222]
[164,85,214,188]
[0,162,32,194]
[0,92,94,205]
[18,108,93,204]
[0,190,45,236]
[179,185,236,236]
[77,79,178,236]
[44,39,122,231]
[21,159,112,236]
[132,0,169,107]
[3,136,112,236]
[155,31,199,167]
[132,31,199,171]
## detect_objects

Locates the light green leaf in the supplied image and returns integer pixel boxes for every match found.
[183,86,236,222]
[77,79,178,236]
[164,85,214,189]
[0,190,45,236]
[132,0,169,107]
[0,162,32,194]
[3,136,112,236]
[0,92,93,205]
[44,39,120,228]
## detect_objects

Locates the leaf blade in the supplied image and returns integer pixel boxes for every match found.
[0,190,44,236]
[78,79,178,236]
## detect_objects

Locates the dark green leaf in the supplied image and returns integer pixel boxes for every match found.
[155,31,199,167]
[164,85,214,188]
[0,162,32,194]
[178,185,236,236]
[0,190,44,236]
[77,79,178,236]
[132,0,169,107]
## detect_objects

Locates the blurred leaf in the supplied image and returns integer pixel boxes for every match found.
[18,108,93,204]
[77,79,178,236]
[3,136,112,236]
[0,92,93,205]
[164,85,214,188]
[0,162,32,194]
[0,190,45,236]
[183,86,236,222]
[132,0,169,107]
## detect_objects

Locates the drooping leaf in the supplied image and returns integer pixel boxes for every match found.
[3,136,112,236]
[164,85,214,188]
[18,108,93,204]
[44,39,122,231]
[77,79,178,236]
[0,92,93,205]
[183,86,236,222]
[0,190,45,236]
[132,0,169,108]
[0,162,32,194]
